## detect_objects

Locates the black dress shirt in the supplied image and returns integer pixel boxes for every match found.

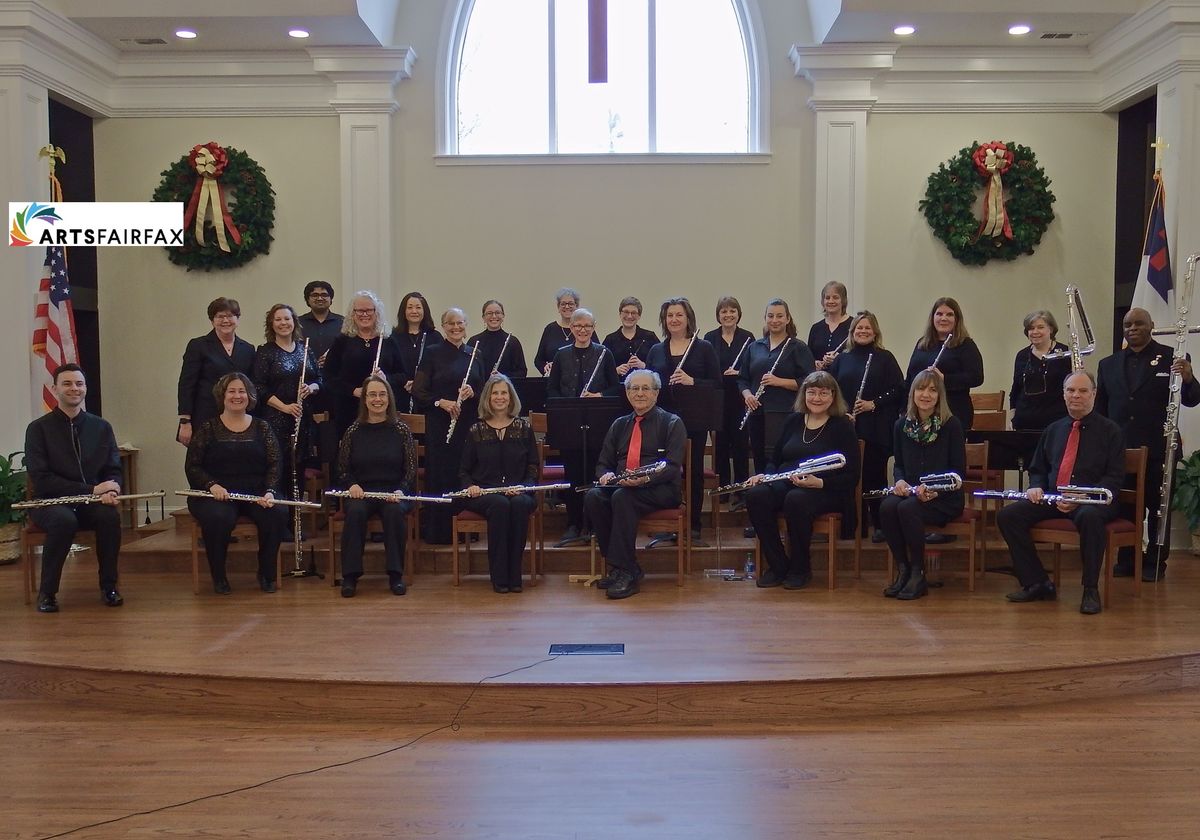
[737,337,818,413]
[602,327,659,375]
[808,317,852,362]
[1028,411,1125,495]
[828,344,905,448]
[596,406,688,486]
[25,408,122,499]
[297,311,345,362]
[1096,340,1200,452]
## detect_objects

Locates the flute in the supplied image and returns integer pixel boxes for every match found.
[291,338,310,452]
[444,482,571,499]
[14,490,166,510]
[324,489,450,504]
[291,337,310,571]
[580,346,611,397]
[1156,254,1197,550]
[409,332,428,413]
[849,352,873,418]
[929,333,953,370]
[972,486,1113,506]
[728,336,752,372]
[711,452,846,496]
[446,342,480,443]
[669,335,697,383]
[371,333,384,373]
[576,460,668,492]
[490,333,513,376]
[862,472,961,499]
[176,489,322,508]
[739,337,792,430]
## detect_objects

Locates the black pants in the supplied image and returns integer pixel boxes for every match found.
[562,447,601,533]
[878,495,959,571]
[458,493,537,587]
[997,499,1117,589]
[713,427,750,489]
[187,497,287,583]
[30,503,122,596]
[422,407,475,544]
[747,411,789,475]
[745,482,841,576]
[685,432,706,531]
[340,497,413,582]
[860,440,890,533]
[585,482,680,573]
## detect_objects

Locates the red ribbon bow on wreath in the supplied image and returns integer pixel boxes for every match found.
[972,141,1013,241]
[182,142,243,253]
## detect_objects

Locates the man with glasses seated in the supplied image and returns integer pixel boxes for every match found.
[584,370,687,600]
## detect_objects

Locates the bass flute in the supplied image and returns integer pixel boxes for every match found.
[740,337,792,430]
[14,490,166,509]
[862,472,961,499]
[972,486,1113,506]
[711,452,846,497]
[444,482,571,499]
[576,460,667,492]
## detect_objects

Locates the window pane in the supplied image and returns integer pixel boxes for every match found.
[458,0,550,154]
[656,0,750,153]
[554,0,648,154]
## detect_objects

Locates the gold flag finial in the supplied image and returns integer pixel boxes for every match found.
[1150,136,1168,172]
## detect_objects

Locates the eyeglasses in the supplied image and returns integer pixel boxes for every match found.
[353,308,376,316]
[308,292,331,299]
[572,323,595,330]
[214,313,238,321]
[806,388,834,397]
[627,385,656,393]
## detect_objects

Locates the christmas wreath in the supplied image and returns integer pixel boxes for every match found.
[918,140,1055,266]
[152,142,275,271]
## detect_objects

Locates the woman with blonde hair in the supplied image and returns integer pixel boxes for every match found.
[325,289,403,438]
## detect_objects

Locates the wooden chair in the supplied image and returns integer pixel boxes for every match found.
[969,390,1007,431]
[755,440,864,590]
[398,413,427,492]
[327,505,418,587]
[190,516,284,595]
[19,523,60,605]
[529,412,566,508]
[586,446,691,587]
[1027,446,1147,608]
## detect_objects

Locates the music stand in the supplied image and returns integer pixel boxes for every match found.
[512,376,548,416]
[648,385,724,550]
[966,429,1041,489]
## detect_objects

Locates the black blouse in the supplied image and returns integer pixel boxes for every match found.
[252,341,323,433]
[534,322,574,374]
[325,333,405,432]
[828,344,905,448]
[337,419,417,493]
[768,413,861,537]
[602,327,658,374]
[808,317,853,362]
[891,415,967,517]
[702,326,757,373]
[546,343,620,398]
[467,329,528,379]
[737,337,818,413]
[905,337,985,428]
[413,341,486,409]
[1010,343,1070,431]
[459,418,539,489]
[186,416,281,496]
[645,337,721,415]
[390,328,444,384]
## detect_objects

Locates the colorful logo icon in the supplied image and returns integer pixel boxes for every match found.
[10,203,63,246]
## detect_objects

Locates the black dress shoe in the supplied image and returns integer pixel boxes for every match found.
[390,581,407,596]
[690,528,709,547]
[605,568,641,600]
[341,579,357,598]
[871,529,887,544]
[509,584,523,593]
[897,569,928,601]
[756,569,784,588]
[493,584,510,594]
[1006,580,1057,602]
[36,594,59,613]
[555,526,584,548]
[925,532,955,544]
[782,571,812,590]
[102,589,124,607]
[883,565,910,598]
[257,573,277,593]
[213,579,233,595]
[1080,587,1102,615]
[1142,564,1166,583]
[743,526,756,538]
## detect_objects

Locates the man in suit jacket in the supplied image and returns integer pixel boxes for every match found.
[1096,307,1200,581]
[24,364,125,613]
[584,369,687,599]
[997,371,1125,615]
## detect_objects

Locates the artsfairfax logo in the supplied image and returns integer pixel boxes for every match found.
[9,202,184,247]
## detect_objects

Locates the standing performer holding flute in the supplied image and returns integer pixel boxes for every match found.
[703,296,756,510]
[905,297,984,429]
[324,290,403,440]
[469,299,528,379]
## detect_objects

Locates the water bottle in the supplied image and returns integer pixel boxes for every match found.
[743,551,755,581]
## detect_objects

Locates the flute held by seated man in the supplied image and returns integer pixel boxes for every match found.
[973,486,1113,506]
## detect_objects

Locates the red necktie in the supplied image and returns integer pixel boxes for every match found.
[1055,420,1081,490]
[625,416,643,472]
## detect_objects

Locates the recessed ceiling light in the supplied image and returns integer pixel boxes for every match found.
[893,25,916,36]
[288,28,310,39]
[175,29,197,40]
[1009,24,1032,36]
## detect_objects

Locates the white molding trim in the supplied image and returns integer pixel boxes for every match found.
[434,152,772,166]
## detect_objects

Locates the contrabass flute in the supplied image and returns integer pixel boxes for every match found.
[443,482,571,499]
[1156,253,1199,552]
[291,338,310,572]
[446,342,480,443]
[176,489,322,508]
[14,490,166,510]
[972,486,1113,506]
[711,452,846,497]
[862,472,961,499]
[324,489,450,504]
[740,337,792,430]
[1043,285,1096,369]
[849,352,873,418]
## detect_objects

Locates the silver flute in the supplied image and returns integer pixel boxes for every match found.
[728,336,752,371]
[862,472,962,499]
[739,337,792,430]
[14,490,166,510]
[291,337,311,571]
[711,452,846,497]
[1043,286,1096,370]
[446,342,480,443]
[929,333,953,370]
[849,352,873,418]
[1156,253,1199,550]
[324,489,450,504]
[409,332,427,413]
[490,332,513,376]
[972,486,1113,506]
[576,460,668,492]
[580,345,612,397]
[671,335,697,380]
[176,489,322,508]
[444,482,571,499]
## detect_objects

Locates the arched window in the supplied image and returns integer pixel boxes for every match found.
[446,0,763,156]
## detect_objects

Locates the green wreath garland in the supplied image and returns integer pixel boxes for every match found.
[918,141,1055,267]
[152,144,275,271]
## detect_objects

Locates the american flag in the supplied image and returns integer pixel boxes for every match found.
[31,246,79,412]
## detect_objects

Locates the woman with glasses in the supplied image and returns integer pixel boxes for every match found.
[325,290,404,439]
[534,288,582,376]
[1011,310,1070,431]
[177,297,256,448]
[390,291,444,414]
[602,296,658,381]
[744,372,860,590]
[547,308,619,544]
[468,299,528,380]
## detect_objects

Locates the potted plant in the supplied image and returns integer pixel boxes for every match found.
[0,451,27,564]
[1170,449,1200,553]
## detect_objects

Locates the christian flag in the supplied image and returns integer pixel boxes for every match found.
[31,246,79,412]
[1130,174,1174,329]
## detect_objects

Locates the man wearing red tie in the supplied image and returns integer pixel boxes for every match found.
[584,369,687,600]
[996,371,1125,615]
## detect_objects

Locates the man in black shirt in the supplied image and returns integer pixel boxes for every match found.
[1096,307,1200,581]
[584,370,687,599]
[996,371,1125,615]
[24,364,124,613]
[298,281,345,468]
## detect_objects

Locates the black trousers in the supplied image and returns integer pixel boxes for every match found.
[30,503,122,596]
[997,499,1117,589]
[859,439,890,532]
[878,495,959,572]
[713,427,750,490]
[745,482,841,576]
[187,497,287,583]
[685,431,706,531]
[584,482,680,573]
[562,447,601,533]
[340,497,413,581]
[746,411,788,475]
[458,493,537,587]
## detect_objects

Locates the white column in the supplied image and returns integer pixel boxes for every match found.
[0,74,49,450]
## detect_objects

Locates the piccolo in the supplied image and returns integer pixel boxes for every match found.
[576,460,668,492]
[862,472,962,499]
[14,490,166,510]
[580,345,612,397]
[849,352,873,418]
[490,332,513,376]
[740,337,792,430]
[972,486,1113,506]
[929,333,953,370]
[443,482,571,499]
[175,490,322,509]
[324,489,450,504]
[711,452,846,496]
[446,342,480,443]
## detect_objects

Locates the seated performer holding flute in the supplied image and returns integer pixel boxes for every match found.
[185,372,288,595]
[334,375,418,597]
[24,364,125,613]
[995,370,1125,615]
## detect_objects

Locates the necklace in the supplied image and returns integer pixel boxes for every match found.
[801,420,827,444]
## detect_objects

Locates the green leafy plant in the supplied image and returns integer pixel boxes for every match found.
[1170,450,1200,532]
[0,451,27,525]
